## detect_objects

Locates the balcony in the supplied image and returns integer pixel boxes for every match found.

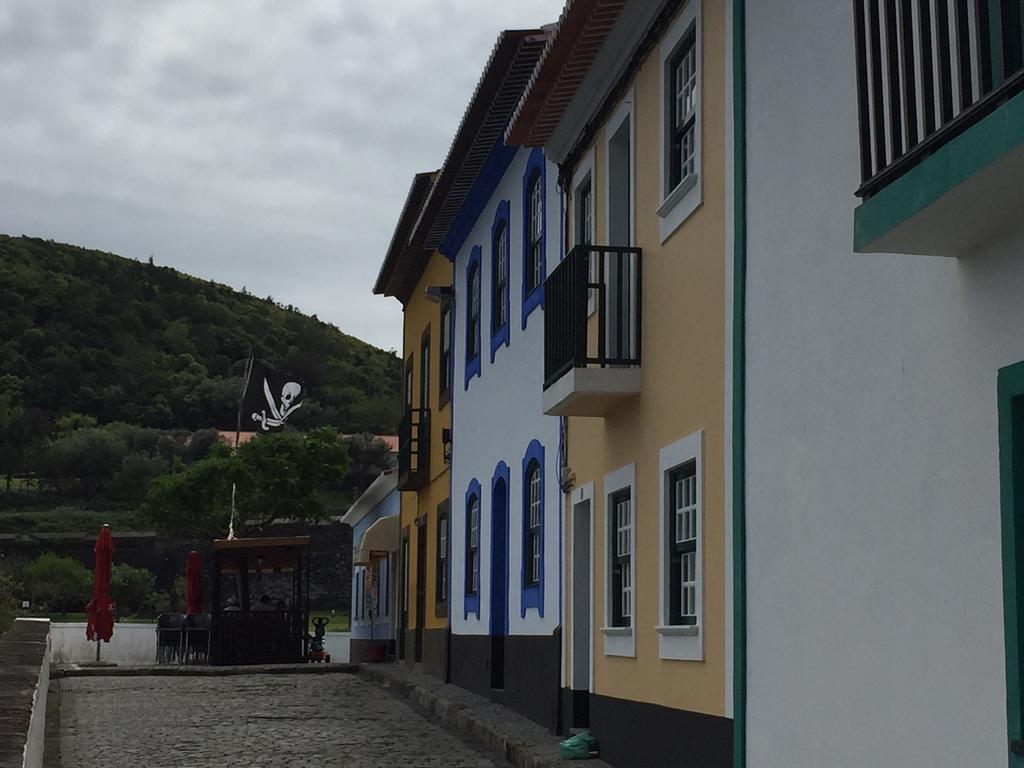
[397,408,430,491]
[543,244,642,417]
[853,0,1024,256]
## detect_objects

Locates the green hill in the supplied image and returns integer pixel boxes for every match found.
[0,235,401,433]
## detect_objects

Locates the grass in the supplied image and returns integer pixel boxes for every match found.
[0,505,144,534]
[311,609,350,632]
[18,610,162,624]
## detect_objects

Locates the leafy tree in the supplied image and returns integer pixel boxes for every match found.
[21,554,92,612]
[110,563,156,616]
[0,235,402,434]
[0,571,19,634]
[143,428,349,537]
[342,432,395,492]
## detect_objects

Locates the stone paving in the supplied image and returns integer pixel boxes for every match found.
[52,673,513,768]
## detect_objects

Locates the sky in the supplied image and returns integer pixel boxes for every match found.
[0,0,564,352]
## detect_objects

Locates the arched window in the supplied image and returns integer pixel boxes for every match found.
[493,220,508,330]
[466,493,480,596]
[525,460,542,586]
[526,173,543,292]
[465,246,482,389]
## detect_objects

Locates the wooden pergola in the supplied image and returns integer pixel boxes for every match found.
[210,536,311,665]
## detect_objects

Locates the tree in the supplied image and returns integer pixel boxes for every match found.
[21,554,92,612]
[110,563,156,616]
[143,428,349,537]
[342,432,394,491]
[0,571,19,634]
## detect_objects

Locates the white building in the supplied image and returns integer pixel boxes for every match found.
[737,1,1024,766]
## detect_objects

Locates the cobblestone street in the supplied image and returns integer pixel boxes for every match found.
[52,673,512,768]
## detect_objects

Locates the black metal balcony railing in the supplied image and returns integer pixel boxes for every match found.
[854,0,1024,198]
[544,244,642,391]
[398,408,430,491]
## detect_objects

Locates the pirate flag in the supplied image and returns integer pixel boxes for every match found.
[242,360,305,432]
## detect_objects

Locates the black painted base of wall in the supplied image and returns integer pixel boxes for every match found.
[584,692,732,768]
[451,630,561,731]
[402,628,448,681]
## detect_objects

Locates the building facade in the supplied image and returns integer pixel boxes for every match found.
[374,173,453,680]
[508,2,732,766]
[342,469,399,663]
[737,1,1024,766]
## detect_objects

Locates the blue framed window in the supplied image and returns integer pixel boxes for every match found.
[521,148,546,329]
[464,247,481,389]
[490,200,510,361]
[520,439,545,616]
[464,478,481,619]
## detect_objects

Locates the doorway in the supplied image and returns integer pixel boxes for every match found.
[490,477,509,690]
[415,523,426,663]
[399,532,409,660]
[571,496,592,728]
[999,361,1024,753]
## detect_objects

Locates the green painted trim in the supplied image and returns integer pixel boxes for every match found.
[999,360,1024,767]
[731,0,747,766]
[854,87,1024,252]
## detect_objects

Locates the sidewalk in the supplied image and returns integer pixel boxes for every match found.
[360,663,613,768]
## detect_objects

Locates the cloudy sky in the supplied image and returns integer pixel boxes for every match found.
[0,0,563,351]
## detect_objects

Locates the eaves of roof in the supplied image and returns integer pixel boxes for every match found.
[373,171,436,302]
[412,28,549,253]
[505,0,626,147]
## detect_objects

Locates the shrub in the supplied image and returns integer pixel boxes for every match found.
[110,563,156,616]
[21,553,91,612]
[0,572,18,634]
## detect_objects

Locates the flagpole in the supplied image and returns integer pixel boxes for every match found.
[229,352,254,540]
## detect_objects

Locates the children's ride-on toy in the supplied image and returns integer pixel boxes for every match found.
[307,616,331,663]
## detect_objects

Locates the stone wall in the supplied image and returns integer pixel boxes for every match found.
[0,618,50,768]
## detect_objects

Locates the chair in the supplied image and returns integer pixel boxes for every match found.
[155,613,186,664]
[183,613,211,664]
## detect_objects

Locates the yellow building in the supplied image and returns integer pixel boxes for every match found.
[374,172,454,678]
[508,1,730,765]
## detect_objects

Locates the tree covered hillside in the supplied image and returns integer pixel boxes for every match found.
[0,235,401,433]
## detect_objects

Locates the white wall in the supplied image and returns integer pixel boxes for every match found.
[450,147,563,638]
[743,2,1024,766]
[20,618,50,768]
[50,622,352,664]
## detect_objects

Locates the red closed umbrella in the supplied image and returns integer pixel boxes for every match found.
[85,524,115,660]
[185,550,203,615]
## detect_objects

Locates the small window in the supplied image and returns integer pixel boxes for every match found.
[525,460,542,586]
[666,28,698,193]
[493,222,508,330]
[610,489,632,627]
[669,462,698,625]
[576,179,593,247]
[526,173,543,293]
[466,494,480,595]
[468,264,480,360]
[436,505,449,605]
[439,300,452,400]
[404,356,414,411]
[419,329,430,409]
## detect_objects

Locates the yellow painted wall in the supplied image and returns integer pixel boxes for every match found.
[400,250,453,632]
[562,0,727,716]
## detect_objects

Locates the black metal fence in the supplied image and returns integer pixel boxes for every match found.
[854,0,1024,197]
[398,408,430,491]
[210,609,309,665]
[543,244,642,390]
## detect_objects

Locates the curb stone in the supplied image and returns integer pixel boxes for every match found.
[359,664,613,768]
[52,662,359,678]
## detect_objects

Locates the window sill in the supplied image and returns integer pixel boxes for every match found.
[600,625,633,637]
[656,174,697,218]
[655,624,698,637]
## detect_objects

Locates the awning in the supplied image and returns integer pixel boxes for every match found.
[355,516,399,565]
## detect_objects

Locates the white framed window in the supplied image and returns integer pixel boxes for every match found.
[527,462,542,585]
[657,430,703,661]
[601,462,635,658]
[571,148,596,315]
[493,222,508,330]
[467,495,480,595]
[528,174,544,291]
[657,0,702,243]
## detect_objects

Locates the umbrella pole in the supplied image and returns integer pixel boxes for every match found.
[95,638,101,662]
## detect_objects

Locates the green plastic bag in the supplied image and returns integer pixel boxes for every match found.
[559,731,598,760]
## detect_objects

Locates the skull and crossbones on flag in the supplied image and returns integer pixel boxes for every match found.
[241,360,305,431]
